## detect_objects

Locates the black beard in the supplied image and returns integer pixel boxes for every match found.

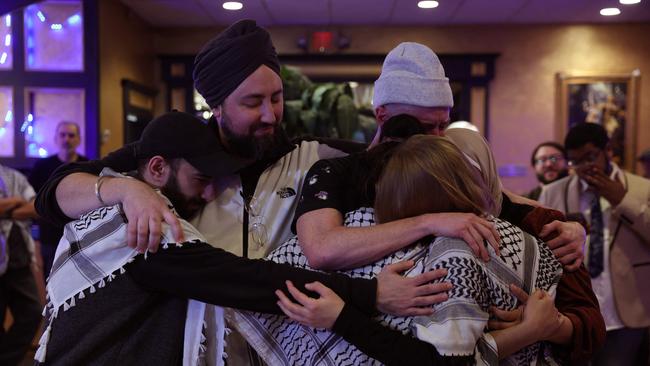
[537,169,569,185]
[161,170,206,220]
[219,115,287,160]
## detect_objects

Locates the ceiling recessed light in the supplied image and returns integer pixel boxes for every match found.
[418,1,439,9]
[600,7,621,16]
[223,2,243,11]
[620,0,641,4]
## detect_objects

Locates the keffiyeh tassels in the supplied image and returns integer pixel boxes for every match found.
[37,169,227,365]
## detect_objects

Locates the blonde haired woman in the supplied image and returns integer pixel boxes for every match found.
[373,135,569,364]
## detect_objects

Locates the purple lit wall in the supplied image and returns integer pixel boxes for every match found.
[22,1,86,158]
[0,14,12,70]
[24,2,83,71]
[0,86,14,157]
[0,15,13,157]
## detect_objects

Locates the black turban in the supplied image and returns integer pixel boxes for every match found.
[193,19,281,109]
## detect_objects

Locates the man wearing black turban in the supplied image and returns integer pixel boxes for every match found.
[192,19,287,162]
[36,19,316,256]
[193,19,281,109]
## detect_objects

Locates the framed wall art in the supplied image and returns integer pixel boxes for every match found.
[556,70,640,171]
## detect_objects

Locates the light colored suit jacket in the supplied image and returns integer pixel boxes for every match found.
[539,170,650,328]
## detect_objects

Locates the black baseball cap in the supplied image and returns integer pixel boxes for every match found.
[135,111,247,177]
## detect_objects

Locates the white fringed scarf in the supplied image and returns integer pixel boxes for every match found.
[36,170,225,366]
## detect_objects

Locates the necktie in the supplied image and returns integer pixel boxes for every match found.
[588,196,604,278]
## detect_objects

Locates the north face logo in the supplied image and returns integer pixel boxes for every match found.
[276,187,296,198]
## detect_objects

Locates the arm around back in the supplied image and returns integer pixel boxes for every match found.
[35,144,183,251]
[35,144,137,226]
[297,208,433,270]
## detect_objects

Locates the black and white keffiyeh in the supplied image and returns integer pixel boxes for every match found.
[229,207,564,366]
[36,170,226,366]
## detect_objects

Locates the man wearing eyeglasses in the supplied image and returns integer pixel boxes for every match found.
[539,122,650,366]
[525,142,568,200]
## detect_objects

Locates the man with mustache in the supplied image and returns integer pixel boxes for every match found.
[525,141,569,200]
[37,20,367,258]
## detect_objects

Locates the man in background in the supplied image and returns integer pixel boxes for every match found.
[525,141,569,200]
[0,163,41,365]
[29,121,87,280]
[539,123,650,366]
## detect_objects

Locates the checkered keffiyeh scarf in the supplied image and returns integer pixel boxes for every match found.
[36,170,226,366]
[229,208,564,366]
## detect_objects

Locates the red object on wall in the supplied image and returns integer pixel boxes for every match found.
[310,31,334,53]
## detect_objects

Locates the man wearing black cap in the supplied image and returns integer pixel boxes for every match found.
[34,111,442,365]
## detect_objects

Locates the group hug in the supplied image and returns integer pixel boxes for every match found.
[7,18,648,366]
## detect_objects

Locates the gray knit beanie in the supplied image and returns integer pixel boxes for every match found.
[373,42,453,108]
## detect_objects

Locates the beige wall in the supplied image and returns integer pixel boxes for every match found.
[151,23,650,193]
[99,0,156,156]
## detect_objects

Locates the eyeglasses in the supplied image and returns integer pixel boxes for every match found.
[534,154,565,166]
[244,196,268,249]
[568,150,601,168]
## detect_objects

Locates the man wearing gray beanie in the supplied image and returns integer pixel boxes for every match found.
[367,42,585,263]
[370,42,454,146]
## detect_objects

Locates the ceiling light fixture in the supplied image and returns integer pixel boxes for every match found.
[600,7,621,16]
[418,1,439,9]
[223,2,243,11]
[620,0,641,4]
